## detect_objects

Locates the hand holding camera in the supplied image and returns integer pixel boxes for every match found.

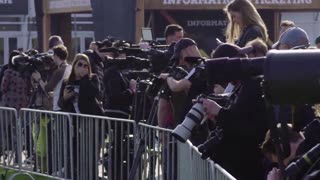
[202,98,222,122]
[63,85,76,101]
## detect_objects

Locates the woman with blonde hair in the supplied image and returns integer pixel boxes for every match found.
[58,53,103,115]
[224,0,268,47]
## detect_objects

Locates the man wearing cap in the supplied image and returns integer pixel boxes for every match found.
[272,26,315,130]
[273,27,310,50]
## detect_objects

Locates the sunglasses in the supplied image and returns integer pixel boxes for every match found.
[77,62,89,68]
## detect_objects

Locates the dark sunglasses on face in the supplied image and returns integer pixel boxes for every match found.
[77,62,89,68]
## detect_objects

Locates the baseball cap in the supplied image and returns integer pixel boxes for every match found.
[272,27,310,49]
[212,43,253,58]
[170,38,197,61]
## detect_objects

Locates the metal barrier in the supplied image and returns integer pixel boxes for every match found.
[0,107,19,171]
[68,113,135,180]
[0,107,237,180]
[213,164,237,180]
[19,108,73,180]
[132,123,177,180]
[177,140,236,180]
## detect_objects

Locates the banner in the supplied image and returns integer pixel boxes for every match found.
[45,0,92,14]
[145,0,319,10]
[151,10,274,55]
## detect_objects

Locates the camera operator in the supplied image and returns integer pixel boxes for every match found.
[165,24,184,45]
[31,45,71,111]
[139,24,184,74]
[201,43,269,180]
[102,41,137,180]
[83,38,113,101]
[103,42,136,118]
[0,50,20,104]
[262,120,320,180]
[1,51,33,110]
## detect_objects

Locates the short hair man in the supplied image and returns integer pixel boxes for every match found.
[280,20,295,36]
[32,45,72,111]
[48,35,64,50]
[164,24,184,45]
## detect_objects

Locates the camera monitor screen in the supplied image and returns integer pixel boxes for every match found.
[142,27,153,41]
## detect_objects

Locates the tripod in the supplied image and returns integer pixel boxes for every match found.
[129,86,160,180]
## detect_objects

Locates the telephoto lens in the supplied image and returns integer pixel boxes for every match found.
[172,102,206,142]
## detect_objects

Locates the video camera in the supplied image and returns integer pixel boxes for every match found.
[12,49,54,74]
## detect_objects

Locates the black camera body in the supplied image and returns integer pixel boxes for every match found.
[104,56,151,70]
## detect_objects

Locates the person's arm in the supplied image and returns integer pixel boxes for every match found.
[32,67,65,93]
[165,67,198,92]
[166,77,191,92]
[58,81,75,111]
[44,67,65,92]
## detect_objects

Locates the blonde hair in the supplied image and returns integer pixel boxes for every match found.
[67,53,92,83]
[224,0,268,44]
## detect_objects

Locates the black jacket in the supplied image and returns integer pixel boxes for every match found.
[236,24,264,47]
[83,50,104,101]
[213,77,268,180]
[58,74,104,116]
[103,66,133,114]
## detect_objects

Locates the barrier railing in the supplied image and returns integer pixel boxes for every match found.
[0,107,19,171]
[19,108,72,180]
[0,107,237,180]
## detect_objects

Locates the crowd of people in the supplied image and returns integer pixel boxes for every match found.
[0,0,320,179]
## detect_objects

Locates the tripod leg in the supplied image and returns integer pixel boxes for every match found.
[128,140,145,180]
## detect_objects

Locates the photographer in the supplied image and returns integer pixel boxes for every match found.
[32,45,71,111]
[201,44,269,180]
[159,38,209,145]
[0,50,20,103]
[262,120,320,180]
